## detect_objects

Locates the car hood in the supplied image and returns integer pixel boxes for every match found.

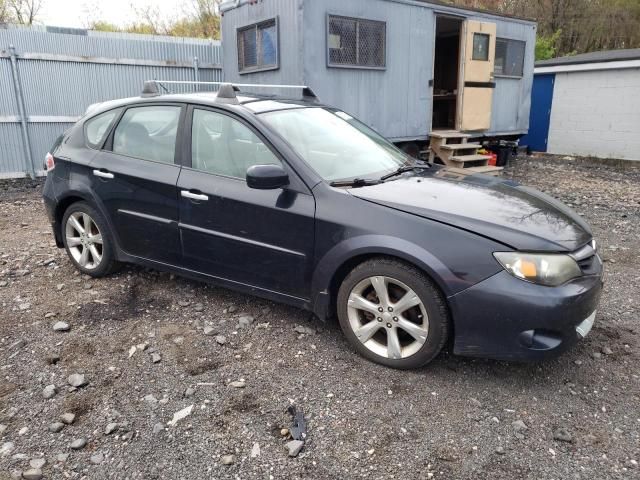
[348,167,592,251]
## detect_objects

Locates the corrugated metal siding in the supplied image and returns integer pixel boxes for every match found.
[26,123,75,171]
[0,26,221,64]
[303,0,434,140]
[0,26,223,177]
[221,0,304,93]
[16,61,221,115]
[0,57,17,115]
[482,17,536,135]
[0,123,26,176]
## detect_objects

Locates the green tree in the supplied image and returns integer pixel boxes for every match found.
[535,29,561,60]
[451,0,640,58]
[89,21,120,33]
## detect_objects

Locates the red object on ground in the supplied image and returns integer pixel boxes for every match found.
[488,153,497,166]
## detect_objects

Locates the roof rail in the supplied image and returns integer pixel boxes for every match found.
[141,80,319,104]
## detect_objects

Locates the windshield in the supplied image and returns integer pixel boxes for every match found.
[260,108,408,182]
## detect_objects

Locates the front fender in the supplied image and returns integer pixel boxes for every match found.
[310,235,460,319]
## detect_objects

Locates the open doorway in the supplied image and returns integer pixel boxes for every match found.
[431,16,463,130]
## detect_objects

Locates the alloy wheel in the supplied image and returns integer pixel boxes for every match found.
[346,275,429,359]
[65,211,103,270]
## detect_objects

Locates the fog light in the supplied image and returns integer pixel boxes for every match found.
[518,329,562,351]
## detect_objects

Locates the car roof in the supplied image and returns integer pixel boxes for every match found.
[85,90,324,119]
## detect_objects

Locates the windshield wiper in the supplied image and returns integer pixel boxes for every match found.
[379,163,431,182]
[329,178,381,188]
[329,163,431,188]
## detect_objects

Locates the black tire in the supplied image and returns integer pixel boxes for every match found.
[61,201,120,277]
[337,258,449,369]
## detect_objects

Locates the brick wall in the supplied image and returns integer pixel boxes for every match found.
[547,68,640,161]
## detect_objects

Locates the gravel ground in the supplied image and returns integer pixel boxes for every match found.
[0,155,639,480]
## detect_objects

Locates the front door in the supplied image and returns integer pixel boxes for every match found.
[177,106,315,299]
[457,20,497,131]
[90,104,184,265]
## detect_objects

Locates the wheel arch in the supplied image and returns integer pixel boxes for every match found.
[53,190,120,255]
[53,193,93,247]
[311,236,455,322]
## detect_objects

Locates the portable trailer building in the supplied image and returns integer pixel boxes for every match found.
[220,0,536,166]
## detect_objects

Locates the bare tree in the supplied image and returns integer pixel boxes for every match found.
[0,0,15,23]
[129,3,170,35]
[88,0,222,39]
[172,0,221,38]
[8,0,43,25]
[191,0,221,38]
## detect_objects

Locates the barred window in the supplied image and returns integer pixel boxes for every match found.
[237,18,278,73]
[327,15,386,69]
[495,38,525,77]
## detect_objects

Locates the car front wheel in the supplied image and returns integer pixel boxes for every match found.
[337,258,449,369]
[62,202,120,277]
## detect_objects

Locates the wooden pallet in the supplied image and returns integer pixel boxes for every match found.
[428,130,503,176]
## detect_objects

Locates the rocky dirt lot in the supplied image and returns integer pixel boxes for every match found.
[0,155,639,480]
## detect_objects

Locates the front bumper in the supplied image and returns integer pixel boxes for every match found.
[448,261,603,361]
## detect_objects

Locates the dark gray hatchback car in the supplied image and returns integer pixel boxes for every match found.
[42,82,603,369]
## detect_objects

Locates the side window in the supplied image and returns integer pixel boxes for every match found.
[495,38,526,77]
[191,109,281,179]
[85,109,120,149]
[113,106,181,164]
[237,18,279,73]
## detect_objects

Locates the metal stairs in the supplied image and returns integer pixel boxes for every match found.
[426,130,503,176]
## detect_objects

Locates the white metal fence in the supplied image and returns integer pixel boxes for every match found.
[0,25,223,178]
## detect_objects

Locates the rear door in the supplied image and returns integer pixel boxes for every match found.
[457,20,497,131]
[89,103,185,265]
[176,106,315,299]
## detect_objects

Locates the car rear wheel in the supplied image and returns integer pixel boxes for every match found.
[337,258,449,369]
[62,202,120,277]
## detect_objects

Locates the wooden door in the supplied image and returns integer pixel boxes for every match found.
[457,20,496,131]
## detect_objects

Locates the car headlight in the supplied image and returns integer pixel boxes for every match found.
[493,252,582,286]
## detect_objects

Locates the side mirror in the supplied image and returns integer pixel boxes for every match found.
[246,164,289,190]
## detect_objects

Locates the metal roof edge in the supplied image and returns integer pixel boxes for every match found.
[535,49,640,68]
[535,59,640,74]
[220,0,536,24]
[387,0,536,23]
[0,22,221,45]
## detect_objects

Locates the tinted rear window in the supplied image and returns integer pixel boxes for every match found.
[113,106,181,164]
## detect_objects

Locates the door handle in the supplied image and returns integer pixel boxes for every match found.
[93,169,114,179]
[181,190,208,201]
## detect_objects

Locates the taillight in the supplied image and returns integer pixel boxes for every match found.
[45,152,55,171]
